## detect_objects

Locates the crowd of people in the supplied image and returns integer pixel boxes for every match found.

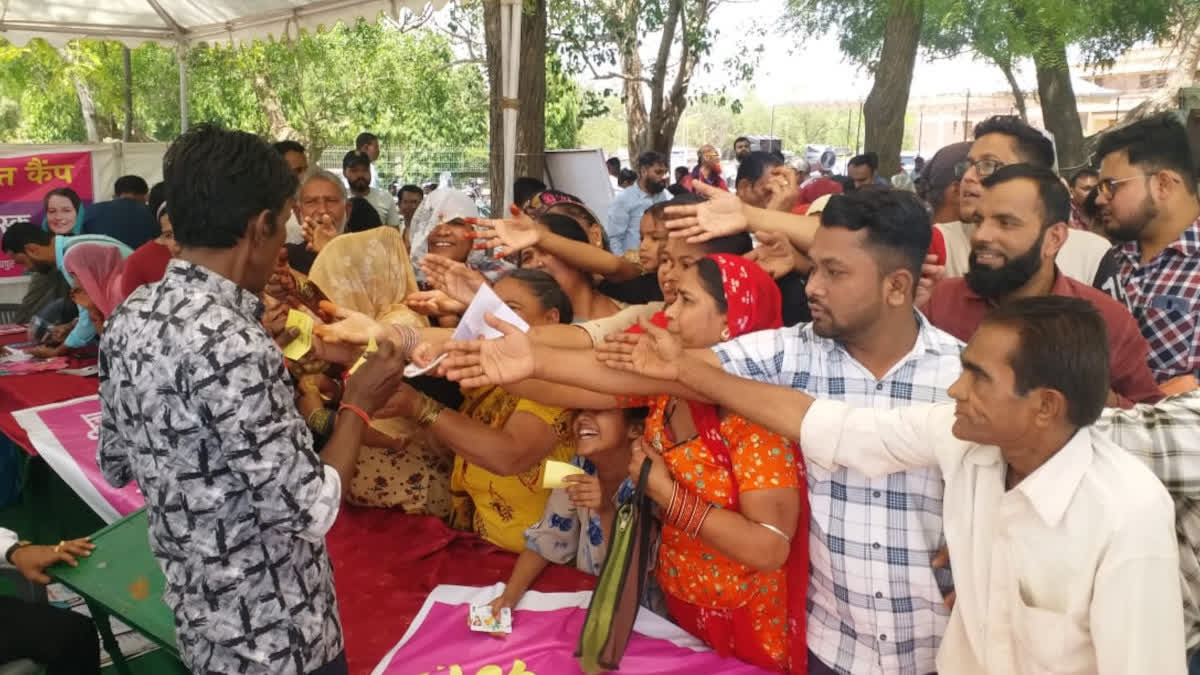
[2,110,1200,675]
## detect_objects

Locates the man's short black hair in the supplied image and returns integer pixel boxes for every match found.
[674,166,689,180]
[606,157,621,171]
[1,221,50,254]
[163,123,297,249]
[973,115,1056,169]
[355,132,378,150]
[343,150,371,171]
[848,152,879,172]
[147,182,166,218]
[981,296,1109,427]
[736,151,784,185]
[514,177,547,206]
[114,175,149,196]
[819,189,931,283]
[1095,113,1198,194]
[1069,167,1099,187]
[618,168,637,183]
[272,139,306,156]
[399,184,424,198]
[981,163,1071,228]
[637,151,668,169]
[345,197,383,233]
[734,136,750,146]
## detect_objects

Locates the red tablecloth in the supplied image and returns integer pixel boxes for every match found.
[0,333,99,455]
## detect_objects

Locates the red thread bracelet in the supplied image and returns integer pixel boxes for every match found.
[338,402,371,426]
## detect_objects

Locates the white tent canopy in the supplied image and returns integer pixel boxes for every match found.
[0,1,444,47]
[0,0,521,206]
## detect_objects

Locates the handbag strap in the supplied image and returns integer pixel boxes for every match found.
[632,456,653,501]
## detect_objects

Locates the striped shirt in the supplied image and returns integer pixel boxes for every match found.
[713,312,962,675]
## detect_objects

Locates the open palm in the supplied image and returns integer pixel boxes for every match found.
[597,318,685,381]
[421,254,487,306]
[442,314,535,387]
[469,206,542,253]
[664,182,749,243]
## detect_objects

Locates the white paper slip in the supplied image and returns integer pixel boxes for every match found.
[404,353,447,378]
[452,284,529,341]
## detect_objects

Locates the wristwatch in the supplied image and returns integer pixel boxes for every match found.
[4,540,31,564]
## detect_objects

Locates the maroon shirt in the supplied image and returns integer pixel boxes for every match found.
[924,269,1163,407]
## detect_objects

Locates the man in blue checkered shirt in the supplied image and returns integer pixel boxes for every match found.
[613,189,963,674]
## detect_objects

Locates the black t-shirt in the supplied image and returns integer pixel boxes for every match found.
[598,274,664,305]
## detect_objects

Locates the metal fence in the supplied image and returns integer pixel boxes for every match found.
[318,145,490,192]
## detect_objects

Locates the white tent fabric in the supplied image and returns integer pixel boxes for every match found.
[0,1,445,47]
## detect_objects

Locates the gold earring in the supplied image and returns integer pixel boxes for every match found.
[720,328,730,341]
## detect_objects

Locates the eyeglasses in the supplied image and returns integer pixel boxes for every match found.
[954,158,1005,179]
[702,152,719,159]
[1097,175,1148,200]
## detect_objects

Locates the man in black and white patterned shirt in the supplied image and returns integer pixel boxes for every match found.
[98,125,409,675]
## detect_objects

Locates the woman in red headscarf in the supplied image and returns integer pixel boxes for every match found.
[616,254,808,673]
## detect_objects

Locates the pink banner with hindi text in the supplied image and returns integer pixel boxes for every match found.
[0,151,95,278]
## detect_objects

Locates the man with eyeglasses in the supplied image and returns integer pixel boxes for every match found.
[1095,113,1200,385]
[934,116,1120,302]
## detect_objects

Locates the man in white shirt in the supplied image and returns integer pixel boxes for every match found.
[635,295,1183,674]
[937,115,1123,303]
[1,528,101,673]
[343,150,399,228]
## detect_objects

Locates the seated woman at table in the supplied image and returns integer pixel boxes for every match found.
[330,268,578,552]
[435,254,808,672]
[60,241,174,336]
[489,405,651,618]
[301,226,455,516]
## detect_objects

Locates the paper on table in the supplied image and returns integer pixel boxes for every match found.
[282,310,315,361]
[541,460,585,489]
[349,336,379,375]
[451,283,530,341]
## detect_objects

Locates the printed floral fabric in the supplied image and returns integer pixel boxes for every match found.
[619,393,804,669]
[449,386,576,552]
[346,419,453,517]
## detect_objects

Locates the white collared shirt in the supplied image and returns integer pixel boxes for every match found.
[801,400,1185,675]
[0,527,17,568]
[362,187,401,227]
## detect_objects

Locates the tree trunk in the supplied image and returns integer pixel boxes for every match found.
[71,74,100,143]
[996,57,1028,121]
[618,0,649,159]
[862,0,923,179]
[646,0,708,157]
[484,0,547,214]
[1033,39,1085,172]
[250,72,299,141]
[122,46,133,141]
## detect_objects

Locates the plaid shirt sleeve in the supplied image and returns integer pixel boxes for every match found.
[1094,392,1200,496]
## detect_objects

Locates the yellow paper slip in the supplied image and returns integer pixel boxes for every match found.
[282,310,315,361]
[541,460,585,489]
[348,336,379,375]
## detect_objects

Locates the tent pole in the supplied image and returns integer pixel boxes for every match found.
[177,43,189,133]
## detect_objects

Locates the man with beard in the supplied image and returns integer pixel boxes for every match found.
[1094,113,1200,385]
[733,136,752,163]
[343,150,399,228]
[924,163,1162,406]
[606,150,670,256]
[935,116,1122,303]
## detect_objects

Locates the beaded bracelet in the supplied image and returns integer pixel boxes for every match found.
[415,393,444,427]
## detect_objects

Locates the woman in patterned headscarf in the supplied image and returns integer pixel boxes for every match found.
[408,188,512,284]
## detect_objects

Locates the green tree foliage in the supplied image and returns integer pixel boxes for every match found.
[0,21,515,159]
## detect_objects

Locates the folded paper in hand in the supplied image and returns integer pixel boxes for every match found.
[282,310,315,361]
[403,284,530,378]
[542,460,586,489]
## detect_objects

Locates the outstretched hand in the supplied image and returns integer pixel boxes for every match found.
[763,166,799,213]
[465,205,543,257]
[440,313,535,388]
[663,182,749,243]
[420,254,488,306]
[406,289,468,317]
[302,214,338,253]
[746,230,804,279]
[595,317,685,381]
